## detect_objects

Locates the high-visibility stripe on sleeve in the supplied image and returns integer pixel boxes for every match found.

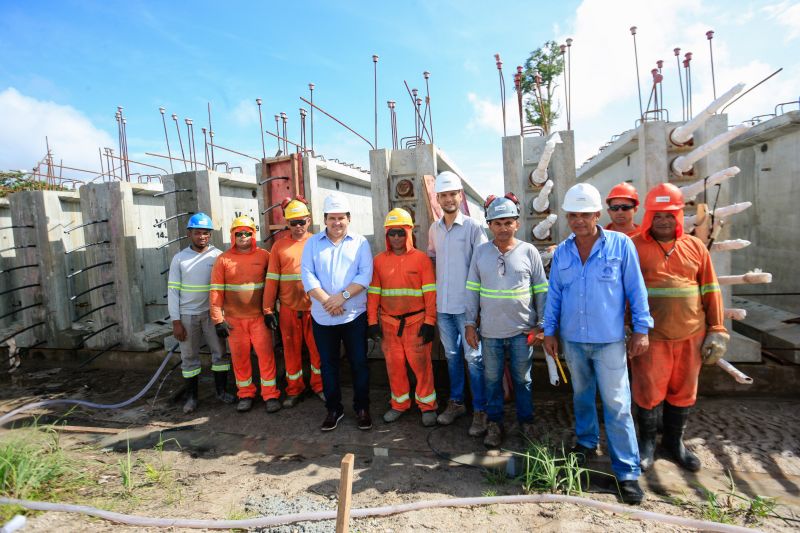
[466,281,481,292]
[368,286,382,295]
[700,283,720,295]
[421,284,436,293]
[266,272,281,280]
[533,282,549,294]
[279,274,303,281]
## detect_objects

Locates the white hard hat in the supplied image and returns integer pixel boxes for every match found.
[562,183,602,212]
[434,171,462,193]
[323,193,350,214]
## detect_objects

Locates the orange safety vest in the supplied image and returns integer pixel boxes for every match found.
[210,231,270,323]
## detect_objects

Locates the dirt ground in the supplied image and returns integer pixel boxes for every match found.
[1,359,799,532]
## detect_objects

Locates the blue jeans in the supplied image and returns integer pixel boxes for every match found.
[562,340,640,481]
[312,312,370,413]
[437,312,486,411]
[482,334,533,424]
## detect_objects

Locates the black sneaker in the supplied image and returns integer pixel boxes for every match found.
[321,409,344,431]
[356,409,372,430]
[569,443,598,467]
[619,479,645,505]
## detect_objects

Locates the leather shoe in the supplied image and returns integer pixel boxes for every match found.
[569,443,597,467]
[321,409,344,432]
[618,479,645,505]
[356,409,372,430]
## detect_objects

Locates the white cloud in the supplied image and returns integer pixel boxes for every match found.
[230,98,259,128]
[467,92,522,136]
[0,88,114,174]
[762,1,800,42]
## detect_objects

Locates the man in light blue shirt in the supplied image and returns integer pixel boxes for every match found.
[301,193,374,432]
[543,183,652,506]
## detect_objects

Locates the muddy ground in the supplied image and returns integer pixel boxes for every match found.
[0,357,798,532]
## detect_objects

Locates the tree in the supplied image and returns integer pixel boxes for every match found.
[0,170,63,197]
[518,40,565,133]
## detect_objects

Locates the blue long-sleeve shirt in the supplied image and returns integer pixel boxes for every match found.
[543,227,652,343]
[301,230,373,326]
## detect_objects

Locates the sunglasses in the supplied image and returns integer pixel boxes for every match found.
[387,229,406,238]
[497,256,506,276]
[289,219,307,226]
[608,204,636,212]
[235,231,253,238]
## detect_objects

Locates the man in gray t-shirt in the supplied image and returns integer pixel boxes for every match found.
[465,194,547,448]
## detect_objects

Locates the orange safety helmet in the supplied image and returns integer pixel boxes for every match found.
[640,182,685,240]
[606,182,639,206]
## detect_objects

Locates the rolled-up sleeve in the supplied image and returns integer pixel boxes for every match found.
[351,239,374,289]
[622,238,654,334]
[301,237,321,293]
[542,250,563,337]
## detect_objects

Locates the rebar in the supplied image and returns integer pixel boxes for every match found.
[495,53,506,136]
[401,82,431,144]
[208,143,260,162]
[172,114,187,171]
[566,38,573,130]
[280,112,288,153]
[721,68,783,114]
[423,71,434,144]
[153,188,192,197]
[69,281,114,302]
[75,302,116,322]
[515,67,524,135]
[0,264,38,275]
[299,108,307,153]
[159,107,174,173]
[202,128,209,167]
[0,225,33,230]
[261,202,282,215]
[630,26,644,119]
[64,240,111,255]
[256,99,266,160]
[0,284,40,297]
[684,52,693,118]
[373,55,379,149]
[156,236,187,250]
[66,261,112,279]
[258,176,290,186]
[0,303,43,321]
[207,102,215,168]
[299,97,375,149]
[79,323,119,346]
[185,119,195,170]
[309,83,315,155]
[707,31,716,100]
[274,114,281,154]
[153,212,194,227]
[64,219,108,234]
[0,322,45,345]
[77,342,122,368]
[675,48,686,121]
[0,244,36,253]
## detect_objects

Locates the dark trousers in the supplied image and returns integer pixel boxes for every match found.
[312,312,370,413]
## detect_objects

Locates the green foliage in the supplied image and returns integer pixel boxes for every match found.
[118,440,134,492]
[511,441,609,496]
[0,170,67,197]
[518,40,565,132]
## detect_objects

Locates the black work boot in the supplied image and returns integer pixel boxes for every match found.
[637,405,659,471]
[213,371,235,404]
[662,402,701,472]
[182,376,199,414]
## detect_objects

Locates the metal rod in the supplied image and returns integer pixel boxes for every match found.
[567,38,573,130]
[79,323,119,346]
[156,235,187,250]
[0,225,34,230]
[64,240,110,255]
[172,114,187,171]
[0,303,43,321]
[256,98,266,160]
[675,48,686,121]
[98,147,106,180]
[75,301,116,321]
[299,97,375,149]
[0,284,40,297]
[721,68,784,114]
[77,342,121,368]
[66,260,112,279]
[261,202,282,215]
[495,54,506,137]
[153,212,194,227]
[402,82,432,143]
[208,143,261,162]
[309,83,315,155]
[159,107,174,173]
[69,281,114,301]
[423,71,434,144]
[685,53,693,118]
[64,219,108,234]
[144,152,208,170]
[373,55,379,149]
[274,115,281,154]
[0,264,38,275]
[153,188,192,198]
[202,127,209,168]
[0,244,36,253]
[630,26,644,119]
[185,119,194,170]
[280,112,288,153]
[258,176,290,186]
[207,102,215,168]
[0,322,45,345]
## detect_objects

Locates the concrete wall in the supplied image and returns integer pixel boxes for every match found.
[728,111,800,314]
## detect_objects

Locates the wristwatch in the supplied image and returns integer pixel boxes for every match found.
[342,290,351,300]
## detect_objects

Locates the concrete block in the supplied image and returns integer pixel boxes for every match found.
[732,297,800,363]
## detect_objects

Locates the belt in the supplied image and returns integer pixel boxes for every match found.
[390,309,424,337]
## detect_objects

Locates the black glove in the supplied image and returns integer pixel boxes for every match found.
[418,323,436,345]
[264,313,278,331]
[215,323,230,338]
[367,324,382,341]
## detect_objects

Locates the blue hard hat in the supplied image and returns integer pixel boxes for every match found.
[186,213,213,230]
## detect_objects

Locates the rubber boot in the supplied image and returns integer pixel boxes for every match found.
[182,376,199,414]
[636,405,658,471]
[213,371,235,404]
[662,402,701,472]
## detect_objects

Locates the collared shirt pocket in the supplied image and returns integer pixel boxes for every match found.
[557,256,577,287]
[597,257,621,282]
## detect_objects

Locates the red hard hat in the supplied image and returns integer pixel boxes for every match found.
[606,182,639,206]
[644,182,684,211]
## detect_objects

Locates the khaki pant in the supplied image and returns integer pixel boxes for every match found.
[178,313,229,378]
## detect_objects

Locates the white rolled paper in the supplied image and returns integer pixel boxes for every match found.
[685,202,752,227]
[679,166,740,201]
[670,83,745,145]
[710,239,751,252]
[531,180,554,212]
[717,358,753,385]
[671,124,749,175]
[724,308,747,320]
[532,214,557,240]
[529,132,562,185]
[718,270,773,285]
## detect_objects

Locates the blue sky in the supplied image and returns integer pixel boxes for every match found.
[1,0,798,195]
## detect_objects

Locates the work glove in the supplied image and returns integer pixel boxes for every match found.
[418,323,436,345]
[701,331,729,365]
[367,324,382,341]
[215,322,230,339]
[264,313,278,331]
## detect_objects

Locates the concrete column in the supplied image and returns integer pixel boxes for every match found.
[638,121,668,193]
[369,149,392,254]
[413,144,438,253]
[163,170,223,253]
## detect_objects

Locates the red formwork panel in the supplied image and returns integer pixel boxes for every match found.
[259,153,304,250]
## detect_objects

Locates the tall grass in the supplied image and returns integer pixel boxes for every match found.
[512,441,609,496]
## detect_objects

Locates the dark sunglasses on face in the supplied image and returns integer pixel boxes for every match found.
[289,219,307,226]
[387,229,406,238]
[235,231,253,237]
[608,204,636,212]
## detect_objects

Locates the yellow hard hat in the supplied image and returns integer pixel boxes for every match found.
[384,208,413,228]
[230,215,256,232]
[284,199,310,220]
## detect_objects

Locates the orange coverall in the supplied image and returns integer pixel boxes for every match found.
[263,233,323,396]
[367,226,438,412]
[631,222,726,409]
[210,232,278,401]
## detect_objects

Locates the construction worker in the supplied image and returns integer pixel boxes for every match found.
[465,194,548,448]
[210,215,280,414]
[367,208,438,426]
[427,170,489,437]
[605,182,641,237]
[167,213,234,414]
[543,183,653,505]
[631,182,728,473]
[263,196,324,408]
[301,193,374,432]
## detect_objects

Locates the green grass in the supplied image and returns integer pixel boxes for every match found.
[118,440,134,492]
[511,441,610,496]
